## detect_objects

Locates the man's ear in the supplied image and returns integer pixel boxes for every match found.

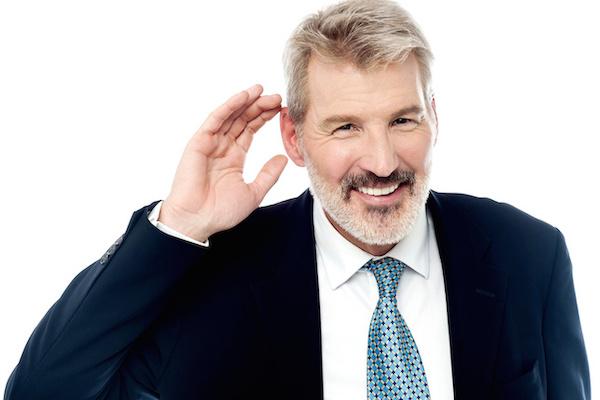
[431,95,439,145]
[280,107,306,167]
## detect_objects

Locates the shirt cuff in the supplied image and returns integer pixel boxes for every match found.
[147,200,210,247]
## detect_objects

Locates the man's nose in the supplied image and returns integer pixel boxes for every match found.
[359,131,398,178]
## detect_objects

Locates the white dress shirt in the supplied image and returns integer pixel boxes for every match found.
[147,196,454,399]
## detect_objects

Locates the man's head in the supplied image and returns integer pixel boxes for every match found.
[280,0,437,253]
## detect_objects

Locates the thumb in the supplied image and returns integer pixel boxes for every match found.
[250,155,288,204]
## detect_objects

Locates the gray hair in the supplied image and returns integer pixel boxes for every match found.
[282,0,434,134]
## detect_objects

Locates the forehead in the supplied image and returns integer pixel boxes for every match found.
[305,54,424,119]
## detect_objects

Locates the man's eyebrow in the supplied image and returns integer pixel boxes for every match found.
[318,104,425,129]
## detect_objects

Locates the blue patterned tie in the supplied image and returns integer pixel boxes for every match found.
[364,257,430,400]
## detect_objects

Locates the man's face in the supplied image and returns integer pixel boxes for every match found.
[285,53,437,248]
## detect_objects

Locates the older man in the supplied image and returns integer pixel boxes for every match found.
[5,0,590,399]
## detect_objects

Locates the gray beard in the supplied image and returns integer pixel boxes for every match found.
[304,156,431,246]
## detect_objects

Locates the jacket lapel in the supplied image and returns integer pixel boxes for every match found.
[427,190,508,397]
[248,190,324,400]
[250,189,508,399]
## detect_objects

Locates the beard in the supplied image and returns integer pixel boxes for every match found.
[304,153,431,246]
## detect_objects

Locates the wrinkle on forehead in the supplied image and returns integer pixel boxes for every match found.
[305,53,425,128]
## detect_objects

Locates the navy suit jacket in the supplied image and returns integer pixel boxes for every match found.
[5,189,590,399]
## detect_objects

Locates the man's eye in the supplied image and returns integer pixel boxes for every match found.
[392,117,418,130]
[335,123,354,132]
[334,119,417,133]
[393,118,411,125]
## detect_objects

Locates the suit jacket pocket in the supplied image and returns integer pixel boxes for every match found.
[497,360,544,400]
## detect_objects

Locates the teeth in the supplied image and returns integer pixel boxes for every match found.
[357,183,400,196]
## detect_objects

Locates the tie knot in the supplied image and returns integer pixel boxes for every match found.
[364,256,406,298]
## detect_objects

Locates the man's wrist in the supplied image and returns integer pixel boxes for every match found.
[147,201,210,247]
[157,201,211,243]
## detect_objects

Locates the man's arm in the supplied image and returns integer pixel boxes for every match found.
[4,201,208,399]
[5,84,286,399]
[542,228,590,399]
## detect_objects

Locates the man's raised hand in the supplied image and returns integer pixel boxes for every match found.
[159,84,288,242]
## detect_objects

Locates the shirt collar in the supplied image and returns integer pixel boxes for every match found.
[312,192,430,290]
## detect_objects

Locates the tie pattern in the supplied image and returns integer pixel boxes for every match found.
[364,257,430,400]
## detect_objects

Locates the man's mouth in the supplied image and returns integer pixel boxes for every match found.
[341,170,415,201]
[355,182,401,197]
[349,182,409,206]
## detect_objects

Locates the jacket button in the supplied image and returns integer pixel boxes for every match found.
[106,245,116,256]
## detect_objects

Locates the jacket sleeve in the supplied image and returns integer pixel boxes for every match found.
[542,228,591,399]
[4,200,209,400]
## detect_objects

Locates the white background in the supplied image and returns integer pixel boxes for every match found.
[1,0,598,393]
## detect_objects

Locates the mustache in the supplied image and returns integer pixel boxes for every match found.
[341,169,416,200]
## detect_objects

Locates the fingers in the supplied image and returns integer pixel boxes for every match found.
[215,85,265,135]
[199,84,263,135]
[236,107,281,152]
[250,155,288,204]
[227,94,282,139]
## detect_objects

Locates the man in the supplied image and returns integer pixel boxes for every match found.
[4,0,590,399]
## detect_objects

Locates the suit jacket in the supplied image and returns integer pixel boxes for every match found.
[5,189,590,399]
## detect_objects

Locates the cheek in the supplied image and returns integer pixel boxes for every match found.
[394,134,435,170]
[310,143,358,182]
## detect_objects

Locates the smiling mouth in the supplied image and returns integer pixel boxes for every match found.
[342,169,415,201]
[348,181,409,204]
[355,182,401,196]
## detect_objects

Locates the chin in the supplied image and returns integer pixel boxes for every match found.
[338,199,420,245]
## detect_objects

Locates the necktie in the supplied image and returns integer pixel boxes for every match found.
[364,256,430,400]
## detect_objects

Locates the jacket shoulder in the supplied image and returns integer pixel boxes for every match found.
[430,191,562,246]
